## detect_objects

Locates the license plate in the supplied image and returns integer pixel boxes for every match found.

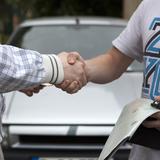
[32,157,98,160]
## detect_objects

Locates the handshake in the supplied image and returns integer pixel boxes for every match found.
[56,51,89,94]
[21,51,89,96]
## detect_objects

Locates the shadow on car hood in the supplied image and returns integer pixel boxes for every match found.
[3,73,143,125]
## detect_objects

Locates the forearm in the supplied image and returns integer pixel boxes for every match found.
[85,47,133,84]
[0,45,64,93]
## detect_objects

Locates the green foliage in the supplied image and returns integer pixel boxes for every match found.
[0,0,122,42]
[5,0,122,18]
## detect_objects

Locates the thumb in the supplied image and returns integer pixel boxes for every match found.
[67,52,80,65]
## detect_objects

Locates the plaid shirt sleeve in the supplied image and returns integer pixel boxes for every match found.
[0,44,46,93]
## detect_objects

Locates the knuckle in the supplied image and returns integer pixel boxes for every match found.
[76,77,81,83]
[66,90,72,94]
[78,60,85,67]
[78,69,84,75]
[72,51,79,55]
[81,62,85,68]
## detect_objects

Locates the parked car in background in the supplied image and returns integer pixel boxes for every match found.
[2,17,143,160]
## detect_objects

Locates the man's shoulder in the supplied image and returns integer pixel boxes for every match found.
[138,0,158,13]
[142,0,157,6]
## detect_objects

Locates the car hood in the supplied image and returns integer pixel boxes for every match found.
[3,72,143,125]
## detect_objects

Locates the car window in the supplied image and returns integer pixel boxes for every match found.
[9,25,143,71]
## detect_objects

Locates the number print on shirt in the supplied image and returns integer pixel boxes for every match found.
[143,18,160,99]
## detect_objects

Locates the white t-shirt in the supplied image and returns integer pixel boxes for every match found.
[113,0,160,159]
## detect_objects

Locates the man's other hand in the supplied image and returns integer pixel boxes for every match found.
[143,96,160,128]
[19,85,44,97]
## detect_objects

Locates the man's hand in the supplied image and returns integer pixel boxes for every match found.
[19,85,44,97]
[143,96,160,128]
[56,52,88,94]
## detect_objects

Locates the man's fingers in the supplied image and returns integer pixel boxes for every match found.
[143,120,160,128]
[22,91,33,97]
[56,80,70,90]
[32,87,40,93]
[69,88,80,94]
[19,85,45,97]
[66,81,79,94]
[155,96,160,102]
[150,112,160,120]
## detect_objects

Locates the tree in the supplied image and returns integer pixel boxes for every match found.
[0,0,122,43]
[6,0,122,18]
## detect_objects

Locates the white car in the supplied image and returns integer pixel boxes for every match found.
[2,17,143,160]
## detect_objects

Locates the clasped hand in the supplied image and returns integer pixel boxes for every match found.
[20,51,88,96]
[56,51,88,94]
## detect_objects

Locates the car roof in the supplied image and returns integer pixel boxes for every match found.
[20,17,127,27]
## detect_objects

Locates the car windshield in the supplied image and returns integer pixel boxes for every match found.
[9,25,143,71]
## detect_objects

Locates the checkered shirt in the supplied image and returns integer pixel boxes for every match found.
[0,44,46,142]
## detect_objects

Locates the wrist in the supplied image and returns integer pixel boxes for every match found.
[85,60,92,82]
[41,55,53,83]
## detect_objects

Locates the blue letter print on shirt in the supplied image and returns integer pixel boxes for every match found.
[144,18,160,99]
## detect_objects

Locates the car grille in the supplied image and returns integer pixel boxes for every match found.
[2,126,131,160]
[35,158,98,160]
